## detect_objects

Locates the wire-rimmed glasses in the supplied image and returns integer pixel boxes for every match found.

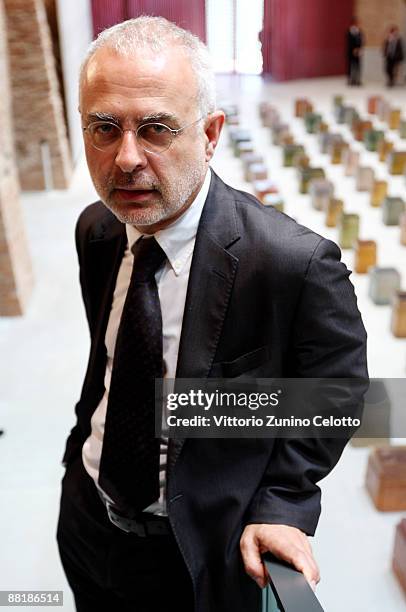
[83,116,204,154]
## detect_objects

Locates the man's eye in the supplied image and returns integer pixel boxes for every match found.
[144,124,169,135]
[96,123,116,134]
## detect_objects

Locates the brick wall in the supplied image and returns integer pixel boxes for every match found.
[356,0,406,47]
[44,0,68,129]
[0,0,34,315]
[4,0,72,190]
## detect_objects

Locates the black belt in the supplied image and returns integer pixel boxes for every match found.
[97,490,170,536]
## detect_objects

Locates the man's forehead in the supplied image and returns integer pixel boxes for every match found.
[81,46,198,119]
[84,45,195,88]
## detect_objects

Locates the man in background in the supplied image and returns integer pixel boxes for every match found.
[383,25,404,87]
[346,17,364,86]
[57,16,368,612]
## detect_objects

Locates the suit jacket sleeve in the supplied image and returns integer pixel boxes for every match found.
[61,209,97,466]
[245,238,368,535]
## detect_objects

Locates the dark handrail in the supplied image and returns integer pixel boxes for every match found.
[262,554,325,611]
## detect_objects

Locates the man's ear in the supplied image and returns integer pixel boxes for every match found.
[204,111,225,162]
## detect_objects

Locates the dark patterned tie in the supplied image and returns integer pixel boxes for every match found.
[99,236,166,514]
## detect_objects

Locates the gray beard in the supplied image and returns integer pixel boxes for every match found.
[94,164,205,226]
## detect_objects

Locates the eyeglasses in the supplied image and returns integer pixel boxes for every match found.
[83,116,204,154]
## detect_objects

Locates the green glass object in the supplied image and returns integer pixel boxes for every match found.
[333,95,343,109]
[399,120,406,139]
[339,213,359,248]
[363,129,385,152]
[298,167,325,194]
[382,197,405,226]
[304,112,322,134]
[283,144,304,167]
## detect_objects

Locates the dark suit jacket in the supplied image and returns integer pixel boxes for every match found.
[383,37,404,64]
[63,171,367,612]
[347,28,364,59]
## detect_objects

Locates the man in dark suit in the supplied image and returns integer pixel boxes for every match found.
[383,26,404,87]
[57,16,368,612]
[346,17,364,86]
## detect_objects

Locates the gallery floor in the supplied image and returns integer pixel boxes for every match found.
[0,75,405,611]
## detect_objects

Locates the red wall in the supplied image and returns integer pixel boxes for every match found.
[91,0,206,42]
[263,0,354,80]
[91,0,126,34]
[262,0,272,73]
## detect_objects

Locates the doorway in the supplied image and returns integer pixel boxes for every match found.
[205,0,264,74]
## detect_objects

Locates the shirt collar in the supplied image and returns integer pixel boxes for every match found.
[126,169,211,276]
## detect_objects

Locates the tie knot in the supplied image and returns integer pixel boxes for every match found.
[131,236,166,282]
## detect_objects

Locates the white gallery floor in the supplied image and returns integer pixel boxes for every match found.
[0,75,405,611]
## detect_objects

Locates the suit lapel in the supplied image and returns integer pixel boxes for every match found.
[175,229,239,378]
[176,171,241,378]
[168,173,241,473]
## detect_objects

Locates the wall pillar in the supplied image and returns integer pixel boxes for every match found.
[4,0,72,190]
[0,0,34,315]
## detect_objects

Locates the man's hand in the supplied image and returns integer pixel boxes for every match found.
[240,523,320,590]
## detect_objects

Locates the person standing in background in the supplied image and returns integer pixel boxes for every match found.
[346,17,364,86]
[383,26,404,87]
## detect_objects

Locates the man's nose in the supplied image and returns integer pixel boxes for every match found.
[114,130,148,173]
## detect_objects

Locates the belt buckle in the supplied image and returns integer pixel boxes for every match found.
[106,502,146,536]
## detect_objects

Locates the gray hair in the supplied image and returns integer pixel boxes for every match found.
[80,16,216,116]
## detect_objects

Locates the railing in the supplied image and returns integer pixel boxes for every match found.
[262,554,325,611]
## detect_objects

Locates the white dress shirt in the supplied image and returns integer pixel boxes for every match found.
[82,169,211,515]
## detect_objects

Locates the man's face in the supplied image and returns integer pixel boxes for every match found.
[80,46,218,232]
